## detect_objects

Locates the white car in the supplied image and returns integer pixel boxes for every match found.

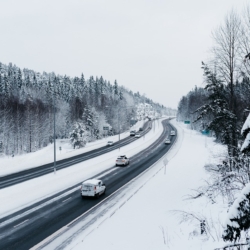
[165,138,171,144]
[116,155,130,166]
[170,130,175,136]
[81,179,106,198]
[135,133,141,138]
[106,141,114,146]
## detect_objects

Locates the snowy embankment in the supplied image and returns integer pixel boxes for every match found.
[0,119,163,218]
[0,120,146,177]
[41,120,228,250]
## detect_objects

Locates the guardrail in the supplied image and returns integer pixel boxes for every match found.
[215,242,249,249]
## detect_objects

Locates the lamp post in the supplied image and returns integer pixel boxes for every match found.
[53,80,56,174]
[117,108,120,151]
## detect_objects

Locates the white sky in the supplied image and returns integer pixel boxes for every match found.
[0,0,248,108]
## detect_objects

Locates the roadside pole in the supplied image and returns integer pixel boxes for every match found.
[118,108,120,151]
[163,157,168,175]
[53,85,56,175]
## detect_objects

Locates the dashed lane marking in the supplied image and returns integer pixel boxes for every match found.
[14,219,29,228]
[62,197,72,203]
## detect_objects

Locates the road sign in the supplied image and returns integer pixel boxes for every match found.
[103,126,109,130]
[202,130,209,135]
[163,157,168,166]
[184,121,190,124]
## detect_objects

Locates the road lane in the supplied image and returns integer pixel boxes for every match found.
[0,119,177,250]
[0,121,152,188]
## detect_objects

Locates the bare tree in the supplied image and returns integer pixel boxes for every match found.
[240,6,250,75]
[211,10,242,159]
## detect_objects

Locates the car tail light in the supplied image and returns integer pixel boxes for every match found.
[94,186,96,190]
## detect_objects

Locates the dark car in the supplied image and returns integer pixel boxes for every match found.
[130,130,136,136]
[139,127,143,131]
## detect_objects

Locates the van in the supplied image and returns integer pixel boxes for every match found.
[81,179,106,198]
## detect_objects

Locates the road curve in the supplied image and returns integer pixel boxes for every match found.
[0,119,177,250]
[0,120,152,189]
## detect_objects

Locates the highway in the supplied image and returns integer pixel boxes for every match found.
[0,120,152,189]
[0,119,177,250]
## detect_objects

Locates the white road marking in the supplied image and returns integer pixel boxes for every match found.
[62,197,71,203]
[14,219,29,228]
[0,169,117,228]
[95,168,117,179]
[0,186,79,228]
[32,120,170,249]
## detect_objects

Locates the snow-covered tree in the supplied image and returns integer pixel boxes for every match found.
[69,122,86,149]
[222,113,250,242]
[241,114,250,154]
[194,63,239,165]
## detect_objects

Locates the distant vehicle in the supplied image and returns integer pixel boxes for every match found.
[139,127,143,131]
[81,179,106,198]
[164,138,171,144]
[116,155,130,166]
[135,133,141,138]
[130,130,136,136]
[170,130,175,136]
[106,141,114,146]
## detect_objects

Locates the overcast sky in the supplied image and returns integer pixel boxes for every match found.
[0,0,248,109]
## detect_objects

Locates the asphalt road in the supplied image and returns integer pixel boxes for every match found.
[0,120,152,189]
[0,119,177,250]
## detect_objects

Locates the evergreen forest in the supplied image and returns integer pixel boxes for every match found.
[0,62,175,156]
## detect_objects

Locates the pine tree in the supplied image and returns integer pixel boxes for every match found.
[222,113,250,242]
[3,74,10,99]
[33,74,38,89]
[114,80,118,96]
[119,90,123,100]
[0,73,2,96]
[194,63,239,164]
[88,76,94,105]
[80,73,86,93]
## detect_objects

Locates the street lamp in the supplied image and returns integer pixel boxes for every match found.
[53,80,57,174]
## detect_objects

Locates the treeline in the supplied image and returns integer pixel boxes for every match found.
[177,9,250,158]
[177,77,250,133]
[177,7,250,245]
[0,62,175,156]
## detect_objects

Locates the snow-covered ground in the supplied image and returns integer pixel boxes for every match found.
[0,120,146,177]
[1,119,231,249]
[0,119,163,218]
[36,120,229,250]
